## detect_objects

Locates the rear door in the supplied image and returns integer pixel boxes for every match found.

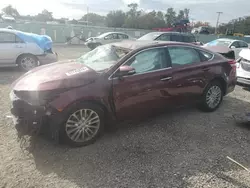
[111,47,174,120]
[166,45,211,104]
[0,32,26,64]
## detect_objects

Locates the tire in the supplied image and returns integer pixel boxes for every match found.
[199,81,223,112]
[17,54,39,71]
[59,102,105,147]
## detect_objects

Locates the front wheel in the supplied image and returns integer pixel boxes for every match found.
[17,54,39,71]
[60,103,104,147]
[199,81,223,112]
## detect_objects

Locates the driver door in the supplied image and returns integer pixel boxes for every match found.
[111,47,174,120]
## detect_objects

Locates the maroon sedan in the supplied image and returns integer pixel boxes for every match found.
[10,41,236,147]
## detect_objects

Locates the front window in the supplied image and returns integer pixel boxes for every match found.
[77,44,129,72]
[126,48,168,74]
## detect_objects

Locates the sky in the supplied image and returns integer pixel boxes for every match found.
[0,0,249,25]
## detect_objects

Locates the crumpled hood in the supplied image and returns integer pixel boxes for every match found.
[12,60,99,91]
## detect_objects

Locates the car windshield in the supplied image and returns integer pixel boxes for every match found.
[204,39,231,47]
[77,44,129,72]
[138,33,161,40]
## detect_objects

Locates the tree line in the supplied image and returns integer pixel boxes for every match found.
[2,4,250,34]
[1,4,190,29]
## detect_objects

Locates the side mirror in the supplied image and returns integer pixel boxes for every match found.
[230,46,236,49]
[104,36,108,40]
[115,65,136,78]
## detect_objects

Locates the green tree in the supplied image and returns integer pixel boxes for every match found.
[35,9,53,22]
[156,11,164,20]
[165,8,176,26]
[177,10,185,20]
[137,11,165,29]
[123,3,141,28]
[80,13,105,25]
[106,10,126,27]
[2,5,20,17]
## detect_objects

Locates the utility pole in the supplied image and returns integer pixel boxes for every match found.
[215,12,223,34]
[86,6,89,26]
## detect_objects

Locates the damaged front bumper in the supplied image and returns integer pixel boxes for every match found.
[36,52,58,66]
[10,91,63,141]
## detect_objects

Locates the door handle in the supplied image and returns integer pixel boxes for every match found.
[160,77,172,81]
[15,45,22,48]
[202,67,210,72]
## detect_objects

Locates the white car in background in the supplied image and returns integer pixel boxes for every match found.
[85,32,135,50]
[236,49,250,86]
[0,28,58,71]
[203,38,249,59]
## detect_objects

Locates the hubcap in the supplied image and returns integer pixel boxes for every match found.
[65,109,100,143]
[206,85,222,109]
[21,57,37,70]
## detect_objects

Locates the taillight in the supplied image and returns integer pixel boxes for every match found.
[228,59,236,71]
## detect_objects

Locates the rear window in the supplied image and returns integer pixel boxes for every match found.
[183,35,196,43]
[170,34,182,42]
[138,33,161,40]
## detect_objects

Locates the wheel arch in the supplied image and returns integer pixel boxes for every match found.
[209,76,227,95]
[62,99,114,121]
[15,53,38,65]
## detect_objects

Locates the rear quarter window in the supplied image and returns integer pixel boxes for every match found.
[182,35,196,43]
[199,50,214,61]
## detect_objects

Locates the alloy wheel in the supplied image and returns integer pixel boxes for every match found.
[205,85,222,109]
[20,57,37,71]
[65,109,100,143]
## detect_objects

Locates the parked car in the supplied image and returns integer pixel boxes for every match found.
[0,28,58,71]
[138,32,203,45]
[191,27,210,35]
[236,49,250,86]
[85,32,135,50]
[10,41,236,147]
[203,38,249,59]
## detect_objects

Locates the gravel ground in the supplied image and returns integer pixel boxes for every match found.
[1,45,250,188]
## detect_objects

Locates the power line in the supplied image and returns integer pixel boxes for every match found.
[215,12,223,34]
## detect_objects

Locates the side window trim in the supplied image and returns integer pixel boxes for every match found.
[110,46,171,79]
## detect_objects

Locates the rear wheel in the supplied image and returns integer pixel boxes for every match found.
[17,54,39,71]
[200,81,223,112]
[60,103,104,147]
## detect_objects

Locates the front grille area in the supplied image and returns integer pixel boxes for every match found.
[241,59,250,72]
[11,98,46,118]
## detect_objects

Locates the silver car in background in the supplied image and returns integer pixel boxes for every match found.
[85,32,135,50]
[0,28,58,71]
[203,38,249,59]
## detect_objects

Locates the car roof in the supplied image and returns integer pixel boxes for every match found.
[111,40,195,50]
[216,38,241,42]
[102,31,128,35]
[0,28,18,33]
[146,31,194,36]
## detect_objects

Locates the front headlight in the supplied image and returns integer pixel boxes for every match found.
[13,89,68,106]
